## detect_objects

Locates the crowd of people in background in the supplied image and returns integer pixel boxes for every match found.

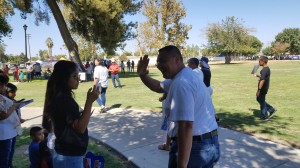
[1,62,47,83]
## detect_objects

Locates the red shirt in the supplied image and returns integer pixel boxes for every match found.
[109,63,120,75]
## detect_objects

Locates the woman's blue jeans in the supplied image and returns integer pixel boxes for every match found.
[52,152,84,168]
[96,87,107,106]
[168,136,220,168]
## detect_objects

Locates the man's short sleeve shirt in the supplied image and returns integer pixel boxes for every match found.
[164,68,217,137]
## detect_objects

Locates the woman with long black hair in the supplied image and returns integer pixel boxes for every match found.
[42,60,99,168]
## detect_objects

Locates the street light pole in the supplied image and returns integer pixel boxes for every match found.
[23,24,28,64]
[27,34,31,62]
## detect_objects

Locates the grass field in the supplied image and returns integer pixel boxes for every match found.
[13,60,300,149]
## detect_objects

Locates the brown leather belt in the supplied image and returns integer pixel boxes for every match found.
[171,129,218,141]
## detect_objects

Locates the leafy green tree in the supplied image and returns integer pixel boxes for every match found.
[38,49,48,61]
[240,35,262,56]
[137,0,191,56]
[205,16,251,63]
[121,51,133,57]
[201,48,217,56]
[119,55,128,62]
[0,43,8,62]
[0,0,14,41]
[262,47,273,56]
[45,37,53,58]
[7,53,25,64]
[275,28,300,54]
[1,0,141,70]
[186,44,200,57]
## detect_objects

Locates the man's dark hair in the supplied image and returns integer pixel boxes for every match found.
[0,73,9,85]
[188,58,199,66]
[30,126,43,137]
[6,83,17,93]
[158,45,183,61]
[260,56,268,63]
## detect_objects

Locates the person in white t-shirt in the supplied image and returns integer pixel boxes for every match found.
[93,58,109,113]
[137,46,220,168]
[0,73,21,167]
[187,57,204,81]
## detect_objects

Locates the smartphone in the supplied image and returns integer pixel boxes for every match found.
[19,99,34,108]
[16,98,25,103]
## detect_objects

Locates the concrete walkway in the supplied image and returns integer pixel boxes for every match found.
[21,107,300,168]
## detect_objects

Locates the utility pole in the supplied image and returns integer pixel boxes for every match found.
[23,25,28,64]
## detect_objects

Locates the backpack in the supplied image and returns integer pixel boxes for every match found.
[84,152,105,168]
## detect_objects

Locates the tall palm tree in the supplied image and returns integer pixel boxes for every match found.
[45,37,54,59]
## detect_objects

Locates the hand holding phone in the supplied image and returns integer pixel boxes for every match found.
[16,99,25,103]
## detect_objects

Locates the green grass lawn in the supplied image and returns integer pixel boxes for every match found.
[13,60,300,148]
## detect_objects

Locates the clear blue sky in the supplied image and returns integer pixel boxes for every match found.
[2,0,300,58]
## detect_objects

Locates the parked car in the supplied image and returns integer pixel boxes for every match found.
[19,64,26,69]
[291,55,300,60]
[8,64,16,70]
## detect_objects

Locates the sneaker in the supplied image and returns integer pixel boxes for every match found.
[99,106,106,113]
[260,116,269,121]
[269,109,277,119]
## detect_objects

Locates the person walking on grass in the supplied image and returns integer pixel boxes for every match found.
[94,58,109,113]
[255,56,276,121]
[131,60,135,72]
[138,45,220,168]
[120,60,125,74]
[109,59,122,88]
[127,60,131,72]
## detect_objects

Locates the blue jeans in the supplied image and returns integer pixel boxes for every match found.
[27,72,31,82]
[169,136,220,168]
[52,152,84,168]
[257,94,275,118]
[111,74,121,88]
[96,87,107,106]
[0,138,13,168]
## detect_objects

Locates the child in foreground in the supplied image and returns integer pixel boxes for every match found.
[29,126,45,168]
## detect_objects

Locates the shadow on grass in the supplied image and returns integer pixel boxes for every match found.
[217,109,296,146]
[218,109,290,133]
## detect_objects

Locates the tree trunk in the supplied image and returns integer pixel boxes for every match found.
[225,55,231,64]
[136,38,144,57]
[46,0,85,71]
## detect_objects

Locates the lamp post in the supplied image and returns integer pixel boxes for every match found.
[23,24,28,64]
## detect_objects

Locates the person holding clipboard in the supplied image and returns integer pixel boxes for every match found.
[254,56,276,121]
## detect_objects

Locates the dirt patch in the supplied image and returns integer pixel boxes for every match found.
[14,145,28,156]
